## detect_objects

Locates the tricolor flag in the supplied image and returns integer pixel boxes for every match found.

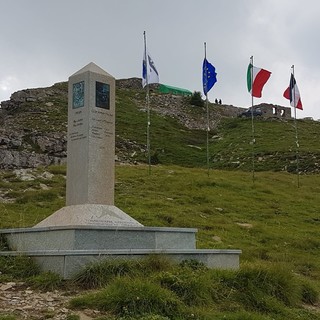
[202,58,217,95]
[247,63,271,98]
[283,73,303,110]
[142,51,159,88]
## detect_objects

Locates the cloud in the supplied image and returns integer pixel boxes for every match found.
[0,0,319,118]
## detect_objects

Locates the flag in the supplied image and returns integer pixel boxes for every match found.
[202,58,217,95]
[283,73,303,110]
[142,51,159,88]
[247,63,271,98]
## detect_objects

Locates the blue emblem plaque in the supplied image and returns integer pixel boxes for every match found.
[73,81,85,108]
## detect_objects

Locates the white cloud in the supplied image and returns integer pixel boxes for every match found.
[0,0,319,118]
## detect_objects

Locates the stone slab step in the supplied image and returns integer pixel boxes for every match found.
[0,248,242,279]
[1,225,198,251]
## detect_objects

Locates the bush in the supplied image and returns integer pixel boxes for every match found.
[190,91,204,107]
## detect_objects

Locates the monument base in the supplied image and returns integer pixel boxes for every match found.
[34,204,143,228]
[0,226,241,279]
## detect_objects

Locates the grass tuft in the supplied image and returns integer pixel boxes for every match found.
[27,271,64,291]
[0,255,40,279]
[72,255,173,289]
[70,277,183,318]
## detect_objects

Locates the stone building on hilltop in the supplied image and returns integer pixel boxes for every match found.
[256,103,292,119]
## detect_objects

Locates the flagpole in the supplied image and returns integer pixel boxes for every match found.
[292,65,300,187]
[144,31,151,175]
[250,56,255,183]
[204,42,210,176]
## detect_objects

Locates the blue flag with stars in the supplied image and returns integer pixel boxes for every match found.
[202,58,217,95]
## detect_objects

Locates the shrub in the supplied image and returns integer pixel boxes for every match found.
[150,150,160,165]
[190,91,204,107]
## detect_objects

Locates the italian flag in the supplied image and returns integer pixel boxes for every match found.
[247,63,271,98]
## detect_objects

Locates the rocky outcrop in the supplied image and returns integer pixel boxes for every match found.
[116,77,143,90]
[138,93,243,131]
[0,127,66,169]
[0,149,65,169]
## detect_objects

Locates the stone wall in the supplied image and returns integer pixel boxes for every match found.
[257,103,292,119]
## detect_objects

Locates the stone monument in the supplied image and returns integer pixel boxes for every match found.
[0,63,241,278]
[35,62,142,228]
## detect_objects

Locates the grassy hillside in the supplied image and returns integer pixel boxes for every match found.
[211,117,320,172]
[3,83,320,172]
[1,84,320,319]
[0,164,319,319]
[115,89,209,167]
[1,165,319,280]
[115,88,320,172]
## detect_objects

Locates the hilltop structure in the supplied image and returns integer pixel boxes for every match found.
[255,103,292,119]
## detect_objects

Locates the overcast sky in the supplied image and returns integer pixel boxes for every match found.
[1,0,319,119]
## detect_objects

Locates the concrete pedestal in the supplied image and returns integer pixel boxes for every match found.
[0,226,241,278]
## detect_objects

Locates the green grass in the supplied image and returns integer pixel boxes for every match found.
[0,316,16,320]
[5,84,320,171]
[1,85,320,319]
[115,89,207,166]
[0,164,319,319]
[69,258,319,320]
[211,117,320,172]
[1,165,320,284]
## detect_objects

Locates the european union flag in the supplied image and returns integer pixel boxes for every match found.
[202,58,217,95]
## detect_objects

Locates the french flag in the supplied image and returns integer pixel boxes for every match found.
[283,74,303,110]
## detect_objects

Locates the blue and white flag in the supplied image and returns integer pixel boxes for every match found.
[142,51,159,88]
[202,58,217,95]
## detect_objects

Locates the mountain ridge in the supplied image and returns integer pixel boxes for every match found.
[1,79,319,172]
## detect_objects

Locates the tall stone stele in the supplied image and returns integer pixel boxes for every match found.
[36,62,142,228]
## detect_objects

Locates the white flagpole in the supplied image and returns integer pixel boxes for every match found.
[292,65,300,187]
[204,42,210,176]
[250,56,255,183]
[143,31,151,175]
